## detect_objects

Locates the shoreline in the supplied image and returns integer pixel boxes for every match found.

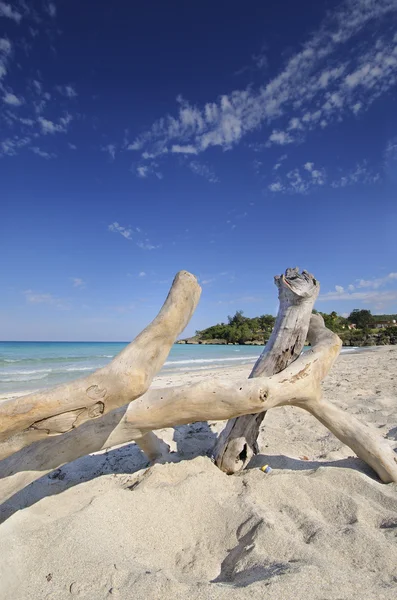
[0,344,387,403]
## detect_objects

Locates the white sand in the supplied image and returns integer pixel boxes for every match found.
[0,347,397,599]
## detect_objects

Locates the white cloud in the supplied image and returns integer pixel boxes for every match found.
[30,146,56,159]
[56,85,77,98]
[38,114,72,135]
[138,271,146,277]
[319,289,397,305]
[269,161,326,194]
[0,2,22,23]
[137,165,149,178]
[189,160,219,183]
[0,136,30,156]
[171,144,198,154]
[268,181,284,192]
[126,1,397,160]
[71,278,85,288]
[101,143,116,160]
[331,161,380,187]
[3,92,22,106]
[108,223,157,250]
[201,278,215,285]
[137,240,160,250]
[47,2,56,18]
[320,272,397,305]
[108,222,133,239]
[68,143,77,150]
[23,290,70,310]
[356,272,397,289]
[268,130,294,146]
[0,38,11,53]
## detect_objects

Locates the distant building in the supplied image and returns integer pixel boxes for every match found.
[373,319,397,329]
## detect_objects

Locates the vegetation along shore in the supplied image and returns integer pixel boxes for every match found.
[177,309,397,347]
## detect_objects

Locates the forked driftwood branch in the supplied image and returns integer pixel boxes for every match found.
[214,268,319,473]
[1,269,397,507]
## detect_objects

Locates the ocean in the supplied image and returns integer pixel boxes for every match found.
[0,341,266,398]
[0,341,358,398]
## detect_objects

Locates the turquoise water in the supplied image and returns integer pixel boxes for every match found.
[0,341,265,397]
[0,341,358,398]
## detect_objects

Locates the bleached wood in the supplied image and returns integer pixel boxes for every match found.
[0,271,201,461]
[214,268,319,473]
[2,314,396,506]
[134,432,170,462]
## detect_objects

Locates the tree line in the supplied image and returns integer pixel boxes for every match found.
[195,309,397,344]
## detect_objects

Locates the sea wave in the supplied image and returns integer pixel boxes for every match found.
[0,365,97,383]
[164,355,259,366]
[0,354,115,366]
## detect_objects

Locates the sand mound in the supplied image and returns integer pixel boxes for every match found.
[1,456,397,600]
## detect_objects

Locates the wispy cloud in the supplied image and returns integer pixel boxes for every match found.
[0,6,78,159]
[108,222,160,250]
[128,0,397,163]
[189,160,219,183]
[108,221,134,239]
[171,144,198,154]
[135,161,163,179]
[331,161,380,187]
[56,84,77,98]
[38,114,72,135]
[71,277,86,288]
[0,136,30,156]
[268,161,326,194]
[267,130,294,146]
[355,272,397,289]
[23,289,70,310]
[3,92,23,106]
[136,240,160,250]
[30,146,56,159]
[320,272,397,308]
[101,143,116,161]
[46,2,57,18]
[0,2,23,23]
[138,271,146,277]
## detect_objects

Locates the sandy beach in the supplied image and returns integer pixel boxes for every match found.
[0,346,396,599]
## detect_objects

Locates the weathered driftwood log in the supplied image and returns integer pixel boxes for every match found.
[2,313,397,506]
[214,268,319,474]
[0,271,201,461]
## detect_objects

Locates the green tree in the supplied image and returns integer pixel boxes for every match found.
[227,310,246,326]
[348,309,375,329]
[258,314,275,331]
[237,323,253,344]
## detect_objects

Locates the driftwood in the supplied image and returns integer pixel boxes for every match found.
[0,270,201,461]
[214,268,319,473]
[1,268,397,507]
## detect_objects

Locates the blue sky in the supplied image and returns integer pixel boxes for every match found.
[1,0,397,341]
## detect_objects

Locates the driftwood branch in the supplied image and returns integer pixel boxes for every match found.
[0,271,201,461]
[2,268,397,510]
[214,268,319,473]
[2,313,397,506]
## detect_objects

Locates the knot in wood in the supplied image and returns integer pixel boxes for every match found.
[88,402,105,418]
[86,385,107,400]
[259,389,268,402]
